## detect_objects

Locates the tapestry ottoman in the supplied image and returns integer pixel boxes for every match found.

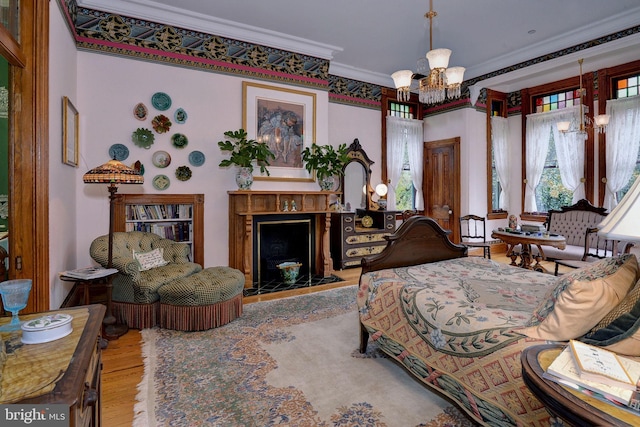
[158,266,245,331]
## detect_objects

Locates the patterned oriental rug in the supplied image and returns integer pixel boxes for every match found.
[134,285,476,427]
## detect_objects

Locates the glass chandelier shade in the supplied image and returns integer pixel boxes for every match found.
[391,70,414,102]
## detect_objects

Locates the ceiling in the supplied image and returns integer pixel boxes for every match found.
[78,0,640,93]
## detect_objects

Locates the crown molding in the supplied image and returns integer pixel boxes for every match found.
[77,0,342,60]
[465,6,640,80]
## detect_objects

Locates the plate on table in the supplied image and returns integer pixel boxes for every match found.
[188,150,205,166]
[152,150,171,168]
[108,143,129,161]
[171,133,188,149]
[151,92,172,111]
[152,174,170,191]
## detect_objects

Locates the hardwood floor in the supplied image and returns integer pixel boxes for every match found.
[101,253,559,424]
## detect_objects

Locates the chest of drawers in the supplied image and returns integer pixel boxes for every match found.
[331,210,396,269]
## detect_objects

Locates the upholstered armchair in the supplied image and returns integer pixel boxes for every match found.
[90,231,202,328]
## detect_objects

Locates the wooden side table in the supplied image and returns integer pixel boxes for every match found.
[0,305,105,427]
[521,344,637,426]
[59,272,126,341]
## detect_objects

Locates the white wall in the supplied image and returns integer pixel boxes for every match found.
[72,52,382,288]
[49,1,81,308]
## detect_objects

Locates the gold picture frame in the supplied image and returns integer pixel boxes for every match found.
[243,81,316,181]
[63,96,79,167]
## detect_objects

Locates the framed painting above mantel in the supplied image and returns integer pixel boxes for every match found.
[242,81,316,182]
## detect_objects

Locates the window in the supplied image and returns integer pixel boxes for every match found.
[521,72,592,220]
[616,74,639,98]
[389,102,416,210]
[534,128,573,212]
[486,90,508,219]
[395,144,415,210]
[614,72,640,201]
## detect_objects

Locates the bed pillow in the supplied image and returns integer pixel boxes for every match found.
[578,277,640,356]
[133,248,168,271]
[520,254,638,341]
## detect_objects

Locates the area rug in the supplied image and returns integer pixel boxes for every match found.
[134,285,476,427]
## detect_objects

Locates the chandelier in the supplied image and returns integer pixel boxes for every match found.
[557,59,610,139]
[391,0,465,104]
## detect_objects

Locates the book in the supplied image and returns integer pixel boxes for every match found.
[545,345,640,408]
[61,266,118,280]
[569,340,638,391]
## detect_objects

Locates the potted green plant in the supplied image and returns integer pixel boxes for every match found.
[218,129,275,190]
[301,143,349,190]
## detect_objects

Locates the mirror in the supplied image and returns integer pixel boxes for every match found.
[339,139,375,211]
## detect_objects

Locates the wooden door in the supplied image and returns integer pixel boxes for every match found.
[424,137,461,243]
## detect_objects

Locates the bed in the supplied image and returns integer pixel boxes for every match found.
[357,216,640,426]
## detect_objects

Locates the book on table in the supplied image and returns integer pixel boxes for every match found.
[569,340,638,390]
[61,267,118,280]
[544,343,640,410]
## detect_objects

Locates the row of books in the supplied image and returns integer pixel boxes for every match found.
[126,204,193,221]
[125,222,193,242]
[545,340,640,415]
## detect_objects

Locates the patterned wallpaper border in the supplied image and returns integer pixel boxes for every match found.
[61,1,639,114]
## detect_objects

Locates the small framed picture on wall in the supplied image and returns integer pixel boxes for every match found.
[63,96,79,167]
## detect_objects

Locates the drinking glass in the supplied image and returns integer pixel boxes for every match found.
[0,279,32,332]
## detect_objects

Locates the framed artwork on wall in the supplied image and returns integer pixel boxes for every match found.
[243,81,316,181]
[62,96,79,167]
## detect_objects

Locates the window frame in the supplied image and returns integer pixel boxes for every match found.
[380,87,424,218]
[486,89,508,220]
[520,73,595,222]
[596,59,640,207]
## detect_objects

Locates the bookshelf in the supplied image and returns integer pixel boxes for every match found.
[113,194,204,266]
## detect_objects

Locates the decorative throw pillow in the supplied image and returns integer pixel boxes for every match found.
[520,254,638,341]
[579,277,640,356]
[133,248,168,271]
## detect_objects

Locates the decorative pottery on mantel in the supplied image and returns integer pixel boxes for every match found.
[318,176,335,191]
[236,167,253,190]
[277,262,302,285]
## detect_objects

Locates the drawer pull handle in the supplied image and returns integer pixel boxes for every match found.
[83,382,98,407]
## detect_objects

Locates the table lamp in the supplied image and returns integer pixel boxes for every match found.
[83,158,143,339]
[597,176,640,242]
[375,183,388,210]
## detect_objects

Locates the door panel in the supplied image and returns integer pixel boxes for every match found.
[424,137,461,243]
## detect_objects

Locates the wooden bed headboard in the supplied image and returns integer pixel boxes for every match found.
[360,216,468,274]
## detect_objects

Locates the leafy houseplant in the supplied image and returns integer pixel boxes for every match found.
[301,143,349,190]
[218,129,275,189]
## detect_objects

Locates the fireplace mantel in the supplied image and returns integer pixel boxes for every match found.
[228,191,338,286]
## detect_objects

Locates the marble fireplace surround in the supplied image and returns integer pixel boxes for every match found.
[228,191,337,287]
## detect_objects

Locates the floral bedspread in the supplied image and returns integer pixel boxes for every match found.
[358,256,556,357]
[357,257,561,426]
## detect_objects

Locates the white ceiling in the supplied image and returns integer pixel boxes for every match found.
[78,0,640,93]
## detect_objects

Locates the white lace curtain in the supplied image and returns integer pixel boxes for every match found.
[603,95,640,210]
[490,116,510,210]
[386,116,424,210]
[525,106,583,212]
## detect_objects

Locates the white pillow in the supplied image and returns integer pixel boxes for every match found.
[133,248,168,271]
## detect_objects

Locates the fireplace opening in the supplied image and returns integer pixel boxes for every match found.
[254,216,314,287]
